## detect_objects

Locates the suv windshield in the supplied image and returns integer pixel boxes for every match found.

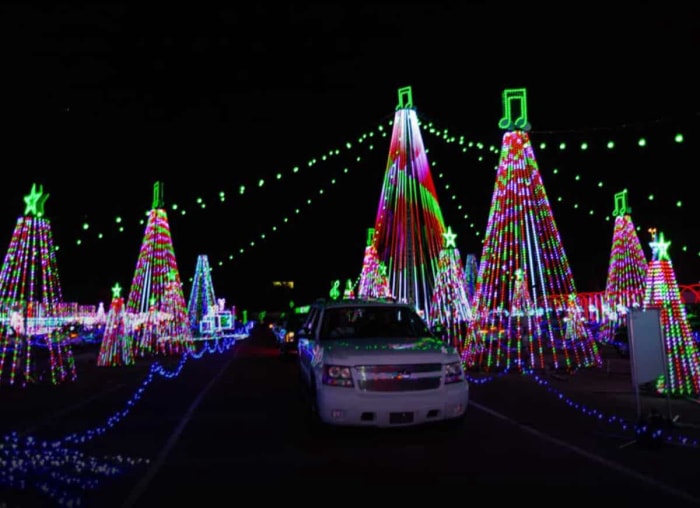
[320,305,431,340]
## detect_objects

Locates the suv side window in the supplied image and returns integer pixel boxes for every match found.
[303,306,322,339]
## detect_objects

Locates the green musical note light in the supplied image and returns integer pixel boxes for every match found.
[396,86,413,110]
[612,189,631,217]
[329,280,340,300]
[498,88,531,131]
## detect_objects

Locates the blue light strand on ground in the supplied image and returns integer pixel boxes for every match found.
[0,333,237,506]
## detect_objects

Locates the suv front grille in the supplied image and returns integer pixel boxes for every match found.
[355,364,442,392]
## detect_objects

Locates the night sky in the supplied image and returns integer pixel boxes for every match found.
[0,4,697,311]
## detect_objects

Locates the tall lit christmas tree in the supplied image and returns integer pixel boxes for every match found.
[466,88,600,372]
[357,228,392,299]
[373,86,447,317]
[642,229,700,396]
[0,183,76,386]
[599,189,647,343]
[427,226,472,349]
[187,254,218,332]
[97,282,134,367]
[126,182,194,357]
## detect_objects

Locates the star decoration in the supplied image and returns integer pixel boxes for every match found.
[111,283,122,299]
[443,226,457,249]
[23,183,50,217]
[650,231,671,261]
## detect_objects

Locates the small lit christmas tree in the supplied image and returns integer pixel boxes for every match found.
[0,183,76,386]
[599,189,647,343]
[126,182,194,357]
[467,88,600,372]
[97,282,134,367]
[428,226,472,349]
[643,229,700,396]
[187,254,218,333]
[357,228,392,299]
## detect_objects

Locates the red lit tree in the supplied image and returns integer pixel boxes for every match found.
[126,182,194,357]
[97,282,134,367]
[372,86,447,316]
[357,228,392,299]
[0,183,76,386]
[643,229,700,396]
[465,88,601,372]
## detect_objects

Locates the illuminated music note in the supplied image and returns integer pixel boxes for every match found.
[612,189,630,217]
[329,280,340,300]
[498,88,530,131]
[396,86,413,110]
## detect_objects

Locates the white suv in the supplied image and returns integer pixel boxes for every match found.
[297,298,469,428]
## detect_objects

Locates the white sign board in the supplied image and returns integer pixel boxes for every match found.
[628,307,666,385]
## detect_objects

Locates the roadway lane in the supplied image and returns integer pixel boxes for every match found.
[2,326,700,507]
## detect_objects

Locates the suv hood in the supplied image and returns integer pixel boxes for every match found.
[319,337,457,364]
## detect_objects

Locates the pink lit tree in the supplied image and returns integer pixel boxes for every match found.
[357,228,392,299]
[372,86,447,317]
[643,229,700,396]
[126,182,194,357]
[97,282,134,367]
[465,88,601,372]
[427,226,472,349]
[598,189,647,343]
[0,183,76,386]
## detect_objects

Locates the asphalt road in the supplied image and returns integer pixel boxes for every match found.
[2,326,700,507]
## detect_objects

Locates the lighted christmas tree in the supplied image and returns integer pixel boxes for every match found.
[187,254,218,333]
[464,253,479,307]
[0,183,76,386]
[427,226,472,349]
[357,228,392,299]
[372,86,447,316]
[97,282,134,367]
[599,189,647,343]
[95,301,107,326]
[642,229,700,396]
[466,88,600,372]
[126,182,194,357]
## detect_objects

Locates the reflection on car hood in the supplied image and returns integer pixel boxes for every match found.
[320,336,457,364]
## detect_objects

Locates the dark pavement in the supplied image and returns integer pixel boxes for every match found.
[2,326,700,507]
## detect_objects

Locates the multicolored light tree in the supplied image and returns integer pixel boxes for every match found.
[599,189,647,342]
[465,88,600,372]
[427,226,472,348]
[372,86,447,317]
[357,228,392,299]
[97,282,134,367]
[187,254,218,332]
[126,182,194,357]
[642,229,700,396]
[0,183,76,386]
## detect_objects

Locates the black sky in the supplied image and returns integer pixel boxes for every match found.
[0,4,697,310]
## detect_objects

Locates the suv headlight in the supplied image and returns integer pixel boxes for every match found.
[322,365,354,387]
[444,361,465,384]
